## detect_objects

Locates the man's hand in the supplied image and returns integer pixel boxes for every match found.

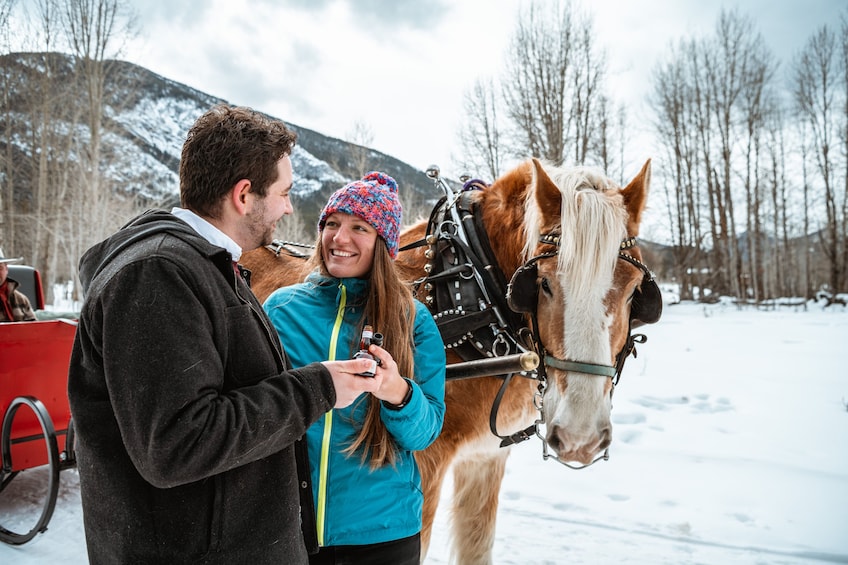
[321,359,383,408]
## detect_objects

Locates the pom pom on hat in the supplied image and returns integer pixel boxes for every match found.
[318,171,402,259]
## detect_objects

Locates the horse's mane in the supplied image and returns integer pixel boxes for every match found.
[524,163,627,298]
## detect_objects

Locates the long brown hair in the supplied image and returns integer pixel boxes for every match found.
[308,236,416,469]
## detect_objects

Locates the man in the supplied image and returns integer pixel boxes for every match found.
[67,105,381,564]
[0,248,36,322]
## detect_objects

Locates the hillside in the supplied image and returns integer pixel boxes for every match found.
[2,52,687,291]
[0,52,442,235]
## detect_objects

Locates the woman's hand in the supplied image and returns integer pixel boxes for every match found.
[367,344,409,405]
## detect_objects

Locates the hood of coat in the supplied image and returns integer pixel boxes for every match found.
[78,210,228,294]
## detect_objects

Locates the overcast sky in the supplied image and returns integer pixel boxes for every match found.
[31,0,822,182]
[117,0,842,180]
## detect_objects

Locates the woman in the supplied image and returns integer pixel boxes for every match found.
[263,172,446,565]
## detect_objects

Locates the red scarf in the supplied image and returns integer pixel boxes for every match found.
[0,281,14,320]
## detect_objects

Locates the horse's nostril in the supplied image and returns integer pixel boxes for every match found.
[598,427,612,451]
[546,430,563,453]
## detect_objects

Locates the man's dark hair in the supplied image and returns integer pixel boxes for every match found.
[179,105,297,218]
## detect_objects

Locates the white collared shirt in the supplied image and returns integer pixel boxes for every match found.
[171,207,242,262]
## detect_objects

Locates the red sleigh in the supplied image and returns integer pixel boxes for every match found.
[1,265,77,545]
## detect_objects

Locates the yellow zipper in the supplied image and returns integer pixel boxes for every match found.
[316,283,346,547]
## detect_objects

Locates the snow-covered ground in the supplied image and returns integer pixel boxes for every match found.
[2,299,847,564]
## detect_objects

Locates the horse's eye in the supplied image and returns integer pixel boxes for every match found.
[540,278,551,295]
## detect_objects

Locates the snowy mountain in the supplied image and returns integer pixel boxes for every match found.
[0,52,441,230]
[0,52,719,285]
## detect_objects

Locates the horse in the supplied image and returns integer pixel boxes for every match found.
[241,158,660,565]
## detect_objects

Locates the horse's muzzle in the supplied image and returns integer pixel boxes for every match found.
[545,425,612,466]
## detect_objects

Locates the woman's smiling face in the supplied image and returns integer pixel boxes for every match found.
[321,212,379,279]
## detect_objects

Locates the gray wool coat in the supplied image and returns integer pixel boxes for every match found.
[68,210,332,564]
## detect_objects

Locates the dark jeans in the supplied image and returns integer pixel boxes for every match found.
[308,533,421,565]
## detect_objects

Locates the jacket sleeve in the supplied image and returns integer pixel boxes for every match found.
[91,257,335,488]
[380,300,446,451]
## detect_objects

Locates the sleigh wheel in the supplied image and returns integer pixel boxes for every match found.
[0,396,61,545]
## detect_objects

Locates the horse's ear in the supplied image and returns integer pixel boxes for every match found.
[621,159,651,229]
[531,158,561,223]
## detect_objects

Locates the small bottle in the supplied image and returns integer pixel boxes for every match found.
[354,325,377,377]
[359,325,374,351]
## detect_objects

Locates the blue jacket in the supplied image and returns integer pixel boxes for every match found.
[264,272,446,547]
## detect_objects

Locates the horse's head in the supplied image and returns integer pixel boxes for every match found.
[494,158,655,466]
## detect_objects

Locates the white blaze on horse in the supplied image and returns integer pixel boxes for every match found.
[242,158,660,565]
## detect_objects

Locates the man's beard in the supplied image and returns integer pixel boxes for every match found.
[245,199,276,249]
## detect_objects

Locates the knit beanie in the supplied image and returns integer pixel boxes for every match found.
[318,171,402,259]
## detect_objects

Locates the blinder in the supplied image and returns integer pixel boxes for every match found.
[506,241,662,329]
[506,253,554,314]
[618,250,662,328]
[631,277,662,327]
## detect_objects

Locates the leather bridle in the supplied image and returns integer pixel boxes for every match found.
[399,166,663,468]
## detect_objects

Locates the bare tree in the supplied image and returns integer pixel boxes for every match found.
[8,0,78,291]
[794,22,846,295]
[737,33,775,301]
[840,12,848,293]
[762,107,793,298]
[59,0,139,300]
[0,0,139,301]
[346,119,375,178]
[0,0,12,43]
[591,95,629,183]
[500,0,608,166]
[650,38,706,300]
[700,10,757,298]
[798,121,813,299]
[570,16,606,165]
[272,207,311,246]
[456,77,503,181]
[650,9,782,301]
[0,0,17,249]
